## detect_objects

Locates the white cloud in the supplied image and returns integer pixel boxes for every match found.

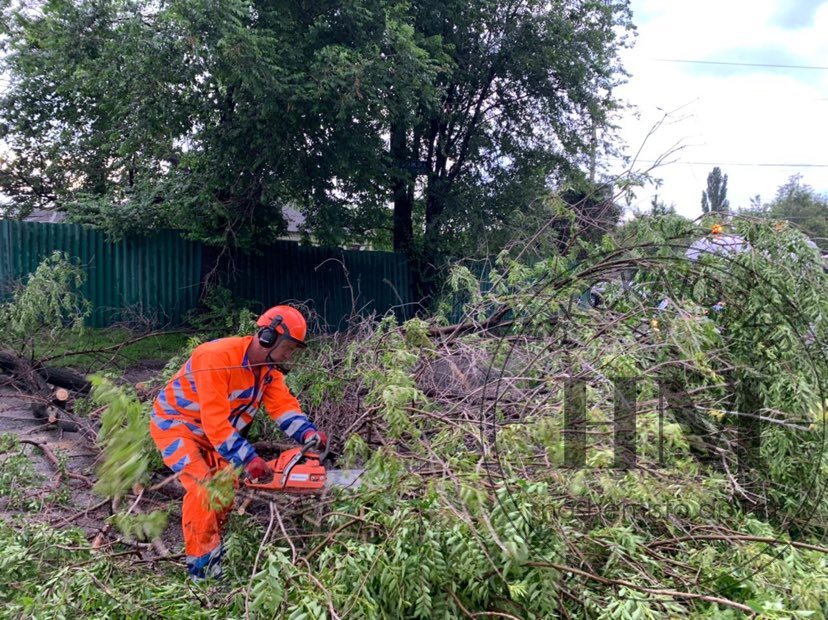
[611,0,828,218]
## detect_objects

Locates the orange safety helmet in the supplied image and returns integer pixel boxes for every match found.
[256,305,307,348]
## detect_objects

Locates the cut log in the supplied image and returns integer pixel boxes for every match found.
[0,351,51,395]
[36,364,91,393]
[0,351,91,394]
[0,351,87,431]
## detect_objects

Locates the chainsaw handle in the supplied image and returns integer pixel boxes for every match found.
[305,433,334,464]
[279,440,321,488]
[302,435,319,449]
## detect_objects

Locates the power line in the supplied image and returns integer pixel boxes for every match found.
[653,58,828,70]
[619,159,828,169]
[666,162,828,168]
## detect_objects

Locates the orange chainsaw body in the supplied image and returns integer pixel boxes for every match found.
[245,447,326,493]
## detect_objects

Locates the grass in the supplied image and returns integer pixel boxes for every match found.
[33,327,191,372]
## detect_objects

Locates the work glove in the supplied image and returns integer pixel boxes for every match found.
[245,455,272,482]
[302,429,328,451]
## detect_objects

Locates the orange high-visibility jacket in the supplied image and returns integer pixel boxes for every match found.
[151,336,316,470]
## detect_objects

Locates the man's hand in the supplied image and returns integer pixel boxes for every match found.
[245,455,272,482]
[302,429,328,450]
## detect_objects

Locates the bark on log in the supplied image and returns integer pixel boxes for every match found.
[0,351,88,431]
[37,364,91,393]
[0,351,91,393]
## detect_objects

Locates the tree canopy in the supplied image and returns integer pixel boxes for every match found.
[0,0,634,255]
[749,175,828,251]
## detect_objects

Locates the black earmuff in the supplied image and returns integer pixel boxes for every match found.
[257,315,283,348]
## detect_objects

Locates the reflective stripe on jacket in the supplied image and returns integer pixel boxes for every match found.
[152,336,316,467]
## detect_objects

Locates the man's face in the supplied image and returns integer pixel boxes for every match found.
[267,338,302,364]
[248,336,303,371]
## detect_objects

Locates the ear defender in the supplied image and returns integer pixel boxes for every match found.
[257,315,283,348]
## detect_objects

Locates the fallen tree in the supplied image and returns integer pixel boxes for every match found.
[2,218,828,617]
[0,251,96,431]
[0,351,91,392]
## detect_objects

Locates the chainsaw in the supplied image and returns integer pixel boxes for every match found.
[245,437,363,493]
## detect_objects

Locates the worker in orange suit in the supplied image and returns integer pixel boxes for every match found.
[149,305,327,579]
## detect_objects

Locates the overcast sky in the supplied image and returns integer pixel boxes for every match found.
[611,0,828,218]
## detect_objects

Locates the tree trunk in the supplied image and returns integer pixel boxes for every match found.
[391,120,413,254]
[0,352,91,394]
[0,351,87,431]
[38,364,92,393]
[424,183,442,246]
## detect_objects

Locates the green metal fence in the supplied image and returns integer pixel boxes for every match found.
[0,220,413,330]
[0,220,203,326]
[219,241,412,331]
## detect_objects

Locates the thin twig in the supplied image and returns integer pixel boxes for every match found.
[649,533,828,555]
[525,561,754,615]
[39,330,192,363]
[245,501,278,620]
[18,439,93,485]
[273,502,297,564]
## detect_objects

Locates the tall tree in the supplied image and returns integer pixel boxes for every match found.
[388,0,633,256]
[751,175,828,251]
[701,166,729,214]
[0,0,633,258]
[0,0,425,249]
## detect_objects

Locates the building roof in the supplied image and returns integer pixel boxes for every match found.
[23,208,66,224]
[282,205,305,234]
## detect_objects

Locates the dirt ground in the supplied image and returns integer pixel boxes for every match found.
[0,359,307,566]
[0,364,187,561]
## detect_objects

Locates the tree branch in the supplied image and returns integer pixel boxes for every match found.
[525,561,754,615]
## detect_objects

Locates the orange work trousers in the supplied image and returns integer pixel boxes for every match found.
[150,423,237,579]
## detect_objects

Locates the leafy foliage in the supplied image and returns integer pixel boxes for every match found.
[109,509,169,543]
[0,251,90,357]
[0,0,633,258]
[387,0,633,256]
[90,375,156,499]
[0,434,44,511]
[185,284,257,341]
[251,218,828,616]
[2,216,828,617]
[748,175,828,251]
[0,523,235,618]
